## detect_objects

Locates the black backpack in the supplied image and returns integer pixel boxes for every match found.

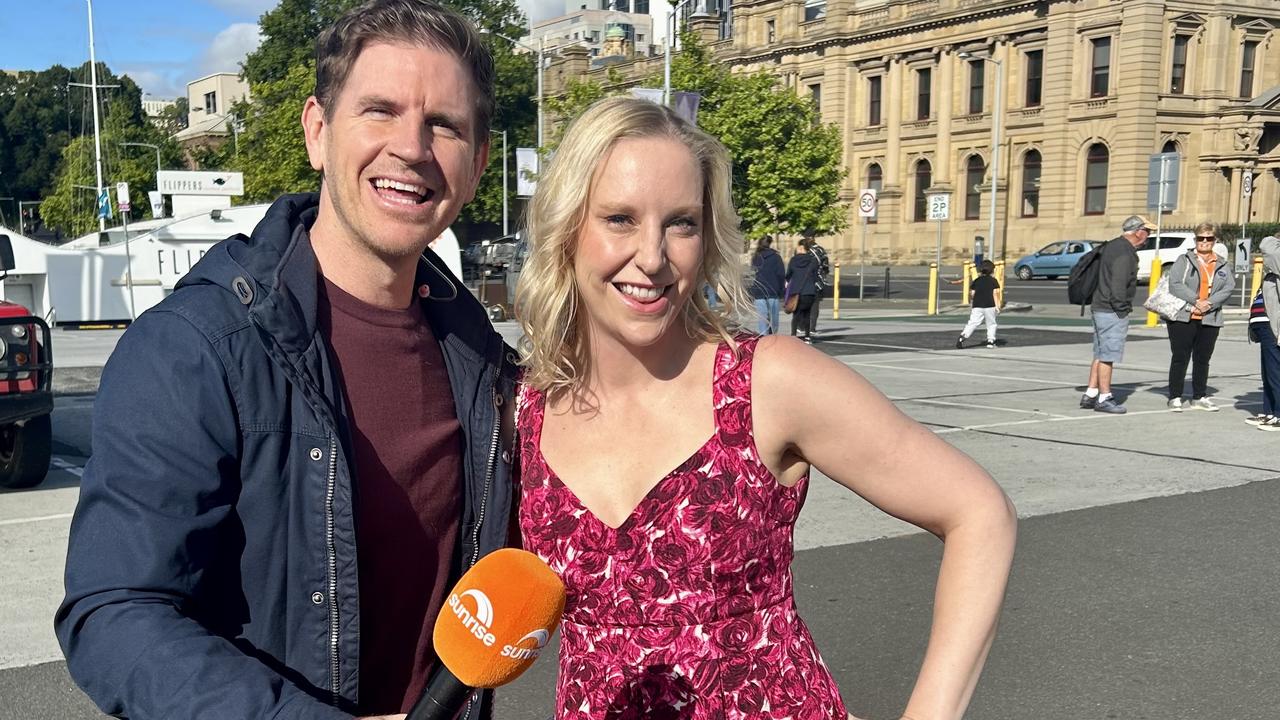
[1067,241,1109,311]
[810,243,831,290]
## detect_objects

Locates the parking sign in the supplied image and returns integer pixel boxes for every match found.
[927,193,950,221]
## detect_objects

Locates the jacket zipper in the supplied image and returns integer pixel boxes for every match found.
[325,435,341,702]
[461,378,504,720]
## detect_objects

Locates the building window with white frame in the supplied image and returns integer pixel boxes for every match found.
[913,159,932,222]
[965,156,986,220]
[1170,35,1189,94]
[1021,150,1041,218]
[1025,49,1043,107]
[766,18,775,44]
[868,75,883,126]
[1084,143,1109,215]
[1240,39,1259,99]
[803,0,826,22]
[203,91,217,115]
[917,67,932,120]
[968,60,985,115]
[1090,36,1111,97]
[808,83,821,117]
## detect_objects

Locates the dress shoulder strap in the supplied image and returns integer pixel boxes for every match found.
[712,334,760,429]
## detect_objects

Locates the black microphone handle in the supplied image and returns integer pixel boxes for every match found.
[406,665,475,720]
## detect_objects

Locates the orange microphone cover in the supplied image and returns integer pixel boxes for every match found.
[433,548,566,689]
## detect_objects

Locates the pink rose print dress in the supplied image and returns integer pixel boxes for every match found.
[518,336,848,719]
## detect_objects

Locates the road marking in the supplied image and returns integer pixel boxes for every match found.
[930,400,1263,435]
[845,360,1080,386]
[897,396,1075,419]
[50,458,84,477]
[0,513,73,527]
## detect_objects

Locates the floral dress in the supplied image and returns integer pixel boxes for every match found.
[518,336,848,719]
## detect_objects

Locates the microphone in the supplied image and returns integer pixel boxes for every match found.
[407,548,566,720]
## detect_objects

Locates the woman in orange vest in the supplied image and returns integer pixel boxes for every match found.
[1165,221,1235,411]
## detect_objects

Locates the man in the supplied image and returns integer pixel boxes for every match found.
[804,231,830,336]
[1080,214,1155,414]
[750,235,785,334]
[55,2,516,719]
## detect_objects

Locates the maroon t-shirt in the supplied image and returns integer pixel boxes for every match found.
[318,277,463,715]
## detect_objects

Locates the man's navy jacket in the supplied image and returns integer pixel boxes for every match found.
[55,194,519,719]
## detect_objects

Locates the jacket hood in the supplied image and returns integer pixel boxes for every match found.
[1261,236,1280,276]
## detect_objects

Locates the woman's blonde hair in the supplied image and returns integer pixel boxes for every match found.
[515,96,750,395]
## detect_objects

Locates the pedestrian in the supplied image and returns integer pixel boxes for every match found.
[806,232,831,336]
[787,239,820,343]
[513,96,1016,720]
[750,235,785,334]
[1080,214,1154,414]
[956,259,1001,349]
[1247,235,1280,430]
[55,2,518,719]
[1164,222,1234,411]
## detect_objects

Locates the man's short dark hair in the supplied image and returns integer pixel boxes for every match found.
[979,259,995,274]
[315,0,495,142]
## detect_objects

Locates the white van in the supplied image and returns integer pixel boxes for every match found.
[1136,232,1230,281]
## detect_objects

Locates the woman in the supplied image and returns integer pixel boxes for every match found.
[1246,235,1280,430]
[514,97,1016,720]
[786,240,820,343]
[1164,222,1235,411]
[750,235,785,334]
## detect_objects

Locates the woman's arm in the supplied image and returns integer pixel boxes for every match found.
[753,337,1017,720]
[1206,258,1235,310]
[1167,255,1198,303]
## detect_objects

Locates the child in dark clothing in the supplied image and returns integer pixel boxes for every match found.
[957,260,1002,348]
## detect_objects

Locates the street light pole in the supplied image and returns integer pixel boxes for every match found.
[120,142,162,175]
[663,0,695,106]
[497,129,509,236]
[960,51,1004,261]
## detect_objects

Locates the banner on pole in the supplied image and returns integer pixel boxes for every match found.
[97,189,112,220]
[516,148,539,197]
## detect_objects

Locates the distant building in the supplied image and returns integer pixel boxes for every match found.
[141,98,176,119]
[525,8,655,59]
[544,0,1280,264]
[175,73,250,161]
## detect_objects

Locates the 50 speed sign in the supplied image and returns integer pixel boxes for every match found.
[858,189,878,218]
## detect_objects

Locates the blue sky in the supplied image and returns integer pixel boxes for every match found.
[0,0,646,100]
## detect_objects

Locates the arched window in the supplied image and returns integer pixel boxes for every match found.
[913,160,932,222]
[1162,140,1178,155]
[965,155,986,220]
[867,163,883,224]
[1021,150,1041,218]
[1084,143,1109,215]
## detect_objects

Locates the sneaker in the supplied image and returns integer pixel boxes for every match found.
[1079,394,1097,409]
[956,337,965,349]
[1094,397,1127,414]
[803,336,814,345]
[985,340,997,348]
[1167,397,1185,412]
[1245,414,1274,426]
[1258,417,1280,432]
[1189,397,1219,412]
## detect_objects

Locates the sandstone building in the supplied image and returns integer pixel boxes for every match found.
[543,0,1280,264]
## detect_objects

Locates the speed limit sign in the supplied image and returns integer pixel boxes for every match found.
[858,188,878,218]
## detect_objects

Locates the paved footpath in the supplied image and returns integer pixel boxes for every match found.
[2,307,1277,718]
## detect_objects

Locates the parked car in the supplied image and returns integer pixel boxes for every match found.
[1013,240,1097,280]
[1136,232,1230,281]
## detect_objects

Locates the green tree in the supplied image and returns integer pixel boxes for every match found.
[155,97,189,134]
[39,89,183,235]
[225,62,318,201]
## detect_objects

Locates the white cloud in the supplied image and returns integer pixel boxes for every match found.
[199,22,263,77]
[205,0,280,17]
[121,68,186,99]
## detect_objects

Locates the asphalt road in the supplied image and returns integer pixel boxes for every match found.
[4,315,1278,718]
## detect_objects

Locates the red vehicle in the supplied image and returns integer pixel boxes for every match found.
[0,235,53,489]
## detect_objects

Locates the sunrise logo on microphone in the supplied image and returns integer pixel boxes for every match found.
[501,629,550,661]
[448,589,498,646]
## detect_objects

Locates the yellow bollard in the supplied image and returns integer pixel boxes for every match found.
[993,261,1006,308]
[1251,256,1265,300]
[832,261,841,320]
[927,262,939,315]
[1146,258,1164,327]
[961,261,972,305]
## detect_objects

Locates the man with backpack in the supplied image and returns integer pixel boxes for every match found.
[1077,214,1155,414]
[804,232,831,336]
